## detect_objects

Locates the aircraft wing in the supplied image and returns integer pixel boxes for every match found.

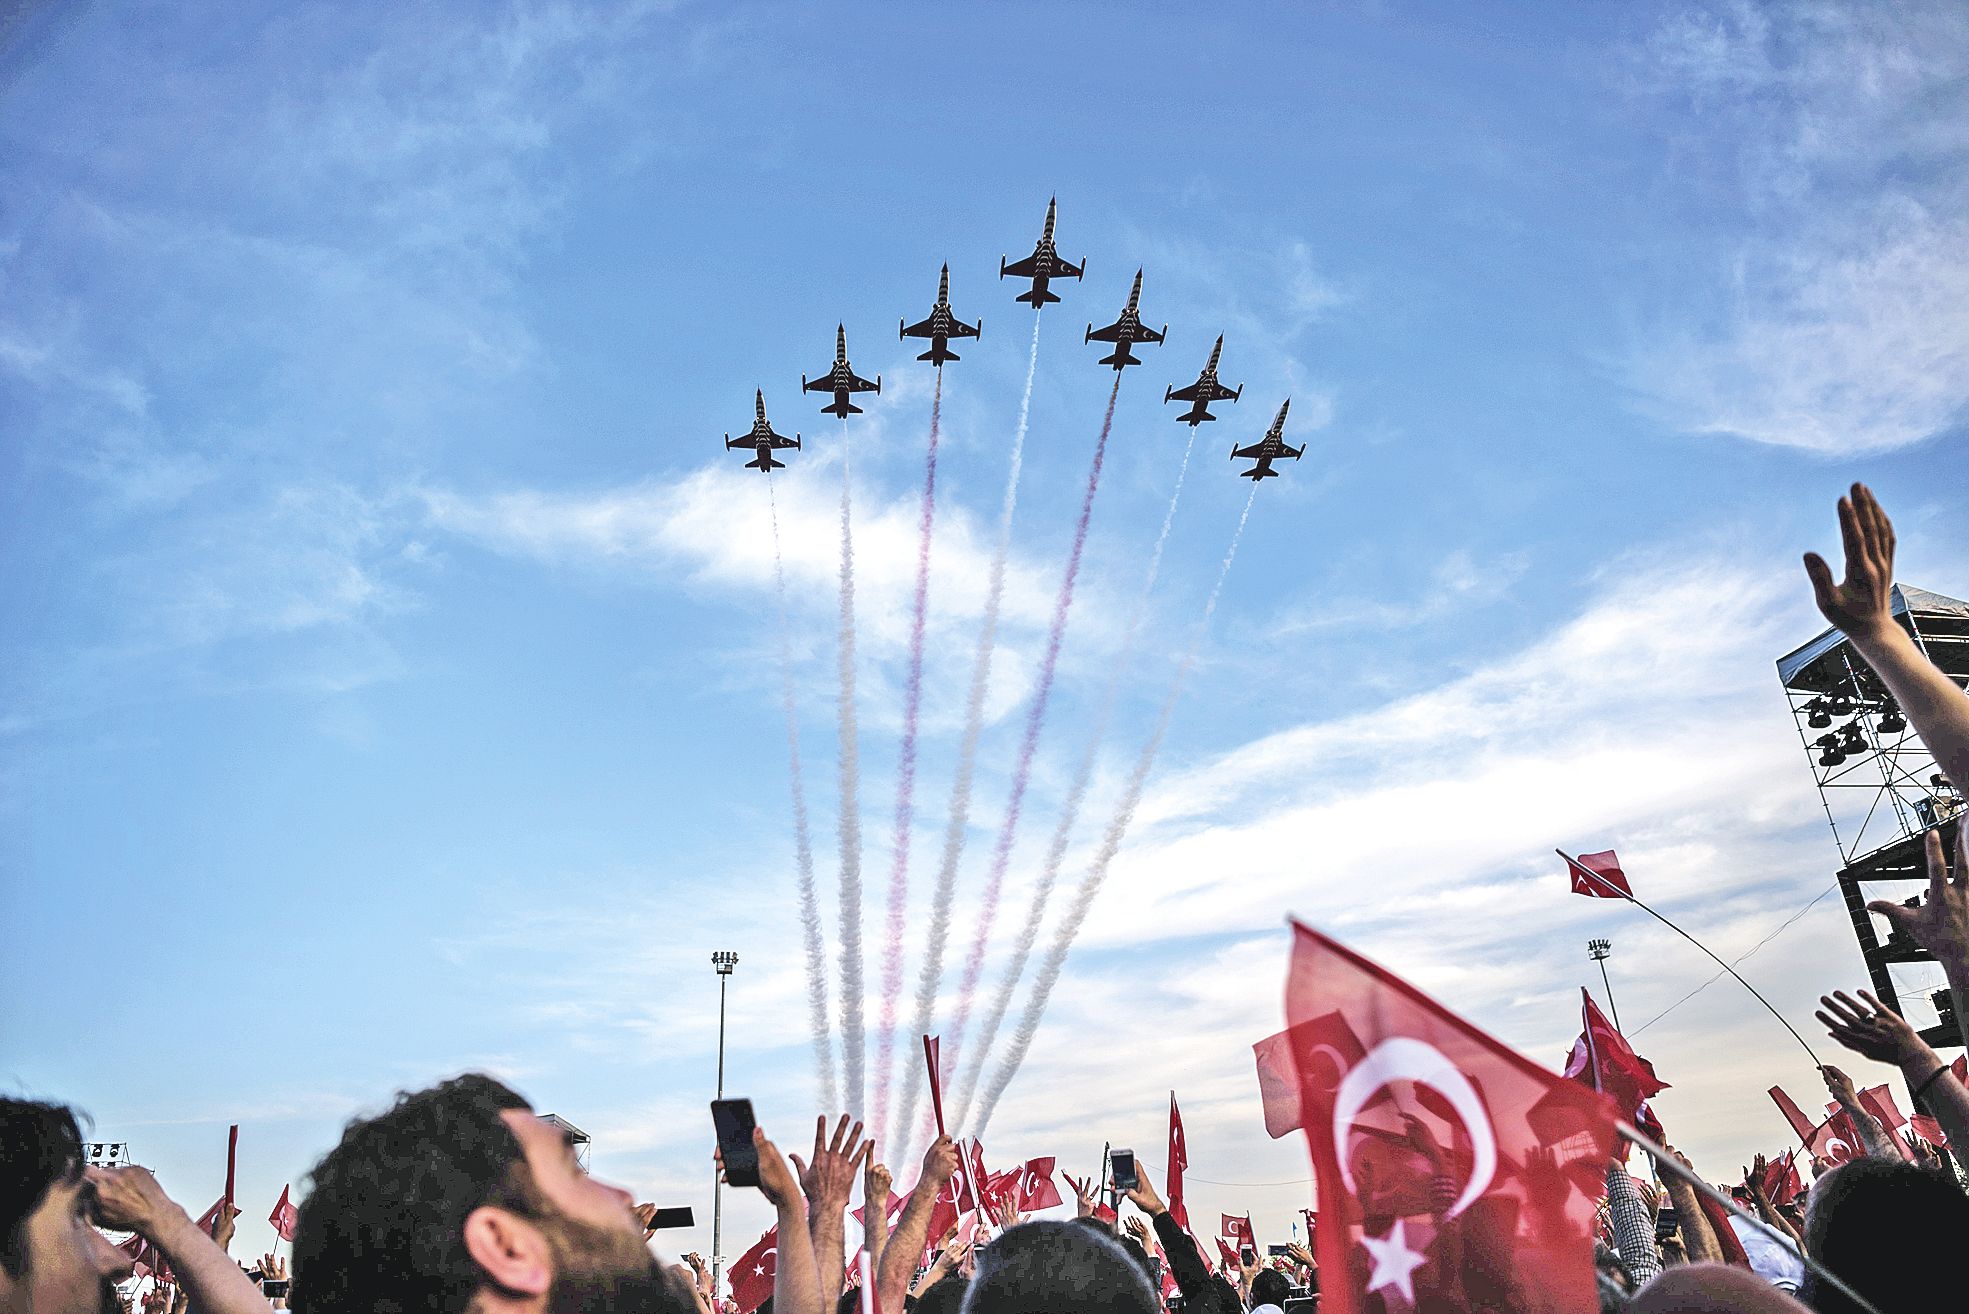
[949,318,980,339]
[1086,319,1123,342]
[1231,441,1269,459]
[1167,380,1204,402]
[846,370,878,392]
[1002,251,1040,279]
[764,430,800,449]
[1137,323,1166,345]
[901,315,939,339]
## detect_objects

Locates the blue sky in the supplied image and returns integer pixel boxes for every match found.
[5,0,1968,1266]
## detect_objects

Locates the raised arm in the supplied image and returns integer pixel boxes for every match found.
[1804,483,1969,796]
[1818,1065,1899,1160]
[1869,825,1969,1059]
[862,1158,892,1278]
[1651,1148,1723,1265]
[1818,987,1969,1176]
[721,1126,819,1314]
[790,1115,870,1305]
[89,1168,269,1314]
[1121,1171,1210,1301]
[876,1135,958,1314]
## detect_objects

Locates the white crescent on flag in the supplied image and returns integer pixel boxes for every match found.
[1333,1037,1498,1219]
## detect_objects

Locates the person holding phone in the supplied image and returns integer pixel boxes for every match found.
[1113,1167,1244,1314]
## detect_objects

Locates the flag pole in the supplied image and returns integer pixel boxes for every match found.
[1618,1120,1879,1314]
[1559,851,1822,1068]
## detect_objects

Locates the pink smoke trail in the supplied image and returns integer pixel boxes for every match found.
[837,425,867,1118]
[871,368,942,1140]
[768,474,838,1111]
[941,373,1120,1074]
[891,315,1040,1164]
[970,482,1260,1137]
[947,426,1197,1128]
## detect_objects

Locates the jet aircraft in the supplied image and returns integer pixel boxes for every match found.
[1230,399,1303,480]
[1085,269,1166,370]
[1163,335,1243,425]
[725,390,801,472]
[900,264,981,365]
[802,324,881,417]
[999,197,1085,308]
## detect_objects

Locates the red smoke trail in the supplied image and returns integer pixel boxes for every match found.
[943,373,1120,1073]
[872,368,942,1141]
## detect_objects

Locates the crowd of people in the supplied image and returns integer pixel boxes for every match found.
[7,484,1969,1314]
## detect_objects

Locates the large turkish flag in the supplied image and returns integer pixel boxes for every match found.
[728,1226,778,1314]
[1286,921,1616,1314]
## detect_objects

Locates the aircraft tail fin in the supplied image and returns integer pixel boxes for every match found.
[1016,287,1061,308]
[1098,347,1135,369]
[917,346,956,363]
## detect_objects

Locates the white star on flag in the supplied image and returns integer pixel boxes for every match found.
[1360,1219,1427,1304]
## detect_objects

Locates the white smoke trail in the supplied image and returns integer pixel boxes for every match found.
[769,475,838,1111]
[970,483,1259,1137]
[889,314,1041,1160]
[837,428,866,1118]
[947,428,1198,1129]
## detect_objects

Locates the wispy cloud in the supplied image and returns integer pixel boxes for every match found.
[1625,1,1969,453]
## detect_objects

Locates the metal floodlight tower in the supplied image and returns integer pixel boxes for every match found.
[710,950,739,1298]
[1778,584,1969,1051]
[1586,939,1620,1032]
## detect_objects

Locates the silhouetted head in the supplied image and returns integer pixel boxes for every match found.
[1802,1156,1969,1313]
[915,1275,969,1314]
[1249,1268,1292,1311]
[293,1074,686,1314]
[962,1221,1157,1314]
[0,1097,130,1314]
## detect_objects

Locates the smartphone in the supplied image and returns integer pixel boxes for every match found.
[648,1206,696,1231]
[711,1098,760,1188]
[1108,1149,1138,1191]
[1654,1205,1680,1242]
[262,1280,291,1299]
[1267,1244,1293,1258]
[1240,1246,1257,1266]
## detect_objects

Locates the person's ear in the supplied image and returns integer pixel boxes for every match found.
[463,1205,554,1297]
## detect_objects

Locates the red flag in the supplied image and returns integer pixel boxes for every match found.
[1166,1094,1190,1231]
[1769,1087,1860,1165]
[1562,990,1668,1121]
[1756,1154,1803,1207]
[269,1185,299,1243]
[1220,1213,1253,1245]
[1912,1113,1949,1148]
[1215,1238,1240,1269]
[1254,1010,1379,1141]
[1252,1029,1305,1139]
[119,1234,173,1284]
[1300,1209,1317,1242]
[1561,849,1632,899]
[924,1036,946,1137]
[851,1190,904,1230]
[1857,1086,1914,1161]
[1287,920,1617,1314]
[1694,1188,1751,1267]
[964,1141,990,1216]
[223,1124,239,1206]
[1015,1157,1061,1212]
[1092,1202,1117,1224]
[728,1226,778,1314]
[1154,1243,1179,1301]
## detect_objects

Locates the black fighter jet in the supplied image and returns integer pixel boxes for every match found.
[900,264,981,366]
[1000,197,1085,309]
[1163,335,1243,426]
[725,390,801,472]
[802,325,881,418]
[1085,269,1166,371]
[1231,400,1303,481]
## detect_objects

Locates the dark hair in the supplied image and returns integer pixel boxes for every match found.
[962,1221,1158,1314]
[1250,1269,1291,1309]
[1802,1156,1969,1314]
[0,1098,86,1279]
[915,1276,969,1314]
[291,1074,533,1314]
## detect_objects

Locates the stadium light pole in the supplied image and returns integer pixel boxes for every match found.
[711,950,739,1299]
[1587,938,1621,1031]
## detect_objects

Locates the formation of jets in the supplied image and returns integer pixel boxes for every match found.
[720,199,1308,484]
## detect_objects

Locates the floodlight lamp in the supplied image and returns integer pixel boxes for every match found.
[1804,698,1832,728]
[1838,722,1867,754]
[1828,691,1856,716]
[1878,706,1907,734]
[1587,938,1611,961]
[1817,734,1845,767]
[712,950,739,975]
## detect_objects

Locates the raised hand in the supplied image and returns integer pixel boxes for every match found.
[1868,827,1969,967]
[87,1166,184,1236]
[1818,988,1926,1064]
[1121,1169,1166,1217]
[633,1202,658,1234]
[1804,483,1898,642]
[920,1135,960,1190]
[717,1127,804,1211]
[990,1197,1026,1231]
[1286,1242,1315,1270]
[865,1159,892,1209]
[1061,1171,1097,1219]
[1821,1063,1861,1106]
[1123,1215,1150,1246]
[789,1114,871,1211]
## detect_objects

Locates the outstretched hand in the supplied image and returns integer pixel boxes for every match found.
[86,1166,184,1237]
[919,1135,960,1191]
[789,1114,871,1210]
[1820,1063,1860,1106]
[1817,988,1926,1065]
[1868,827,1969,968]
[1121,1170,1166,1218]
[1804,483,1898,644]
[717,1127,804,1211]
